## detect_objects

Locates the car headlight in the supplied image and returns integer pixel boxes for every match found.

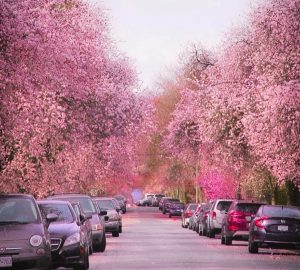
[30,235,43,247]
[63,232,80,247]
[92,224,103,231]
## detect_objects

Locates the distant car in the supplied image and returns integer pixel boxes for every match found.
[182,203,198,228]
[198,200,215,236]
[221,200,265,245]
[168,202,185,218]
[206,199,233,238]
[113,195,127,213]
[162,198,180,214]
[94,197,122,237]
[159,197,171,211]
[38,200,90,270]
[0,194,56,270]
[151,194,165,207]
[189,204,202,231]
[138,195,153,206]
[248,205,300,253]
[48,193,107,252]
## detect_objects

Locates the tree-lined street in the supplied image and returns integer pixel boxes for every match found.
[89,207,300,270]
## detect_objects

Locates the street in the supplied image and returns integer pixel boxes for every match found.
[89,206,300,270]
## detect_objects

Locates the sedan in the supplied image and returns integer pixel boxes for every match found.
[248,205,300,253]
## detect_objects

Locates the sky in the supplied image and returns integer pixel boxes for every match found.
[89,0,255,92]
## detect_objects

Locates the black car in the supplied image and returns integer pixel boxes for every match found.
[113,195,127,213]
[38,200,90,270]
[248,205,300,253]
[48,193,107,252]
[168,202,185,218]
[0,194,56,270]
[94,197,122,237]
[161,198,180,214]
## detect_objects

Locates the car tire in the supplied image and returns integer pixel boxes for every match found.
[221,235,225,245]
[119,225,122,233]
[95,234,106,252]
[74,252,89,270]
[224,234,232,245]
[248,240,258,253]
[112,231,119,237]
[209,229,215,238]
[89,244,93,255]
[163,209,166,214]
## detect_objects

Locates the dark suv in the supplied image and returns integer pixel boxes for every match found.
[38,200,90,269]
[48,193,107,252]
[221,200,265,245]
[0,194,56,270]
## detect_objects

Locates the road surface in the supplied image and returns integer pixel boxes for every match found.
[89,206,300,270]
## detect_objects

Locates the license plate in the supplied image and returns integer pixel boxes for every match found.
[0,256,12,267]
[278,225,288,231]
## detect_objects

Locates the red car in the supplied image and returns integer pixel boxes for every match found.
[221,200,265,245]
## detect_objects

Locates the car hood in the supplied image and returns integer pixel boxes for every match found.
[0,223,43,241]
[48,222,78,237]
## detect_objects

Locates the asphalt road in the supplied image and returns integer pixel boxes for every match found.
[89,206,300,270]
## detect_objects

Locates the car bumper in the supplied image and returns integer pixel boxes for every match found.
[169,210,183,216]
[105,221,120,232]
[229,230,249,240]
[252,231,300,248]
[52,242,86,268]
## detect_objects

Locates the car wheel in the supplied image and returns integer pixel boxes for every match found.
[221,235,225,245]
[224,234,232,245]
[163,210,166,214]
[198,225,202,236]
[112,231,119,237]
[248,240,258,253]
[209,229,215,238]
[95,234,106,252]
[119,225,122,233]
[89,244,93,255]
[74,252,89,270]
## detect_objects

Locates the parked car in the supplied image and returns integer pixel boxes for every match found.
[159,197,171,211]
[48,193,107,252]
[198,200,215,236]
[94,197,122,237]
[248,205,300,253]
[71,202,93,254]
[138,195,153,207]
[151,194,165,207]
[189,204,201,231]
[0,194,56,270]
[221,200,265,245]
[206,199,233,238]
[162,198,180,214]
[38,200,90,270]
[113,195,127,213]
[181,203,198,228]
[168,202,185,218]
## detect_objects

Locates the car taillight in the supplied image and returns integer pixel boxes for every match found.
[228,211,245,223]
[204,211,209,218]
[185,210,192,217]
[254,216,268,228]
[212,211,216,220]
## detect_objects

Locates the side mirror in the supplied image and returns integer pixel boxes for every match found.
[99,210,107,216]
[104,216,109,222]
[46,213,58,226]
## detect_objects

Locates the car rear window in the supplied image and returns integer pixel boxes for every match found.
[39,203,74,223]
[56,197,97,214]
[236,203,262,214]
[262,206,300,219]
[216,201,232,211]
[0,197,38,223]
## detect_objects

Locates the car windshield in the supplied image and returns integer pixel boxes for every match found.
[55,197,96,214]
[236,203,262,214]
[262,206,300,219]
[216,201,232,211]
[97,200,115,210]
[0,197,38,223]
[39,203,74,223]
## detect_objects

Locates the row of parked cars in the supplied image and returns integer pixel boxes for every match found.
[0,193,127,269]
[181,199,300,253]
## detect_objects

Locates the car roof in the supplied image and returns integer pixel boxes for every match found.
[94,197,114,200]
[37,199,71,205]
[0,194,35,199]
[49,193,91,198]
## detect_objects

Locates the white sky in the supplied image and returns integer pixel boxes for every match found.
[89,0,255,92]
